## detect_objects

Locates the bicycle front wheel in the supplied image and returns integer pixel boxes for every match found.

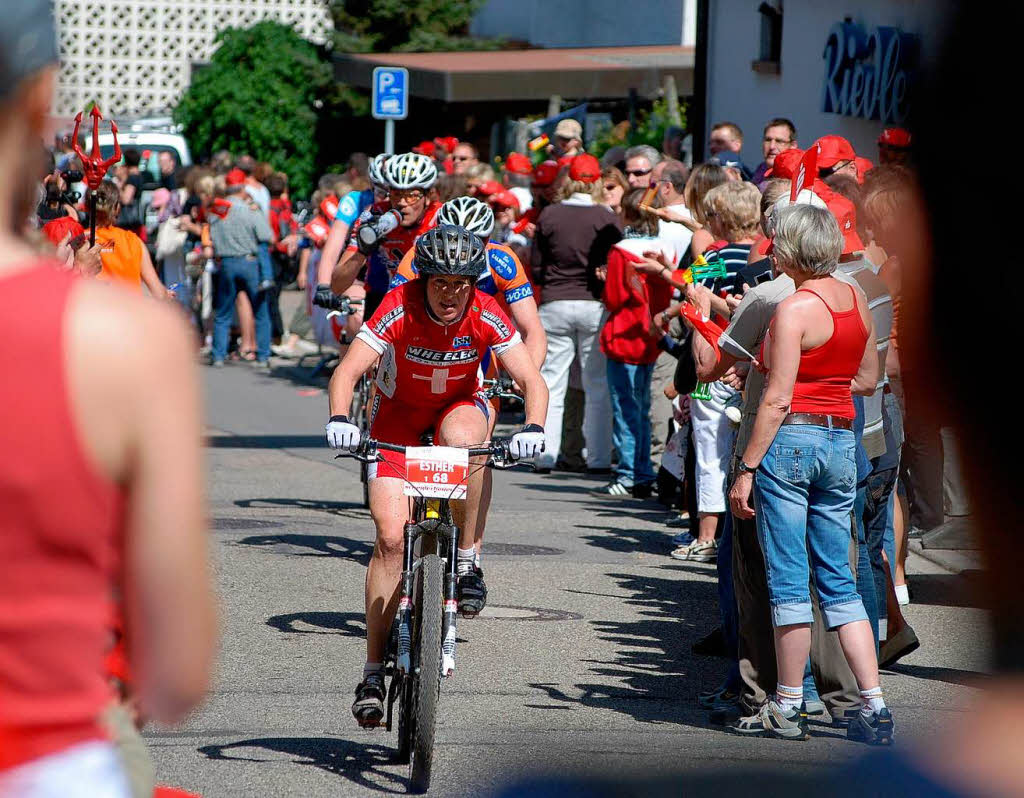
[409,552,442,793]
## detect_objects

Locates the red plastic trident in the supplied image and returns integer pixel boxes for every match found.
[71,105,121,245]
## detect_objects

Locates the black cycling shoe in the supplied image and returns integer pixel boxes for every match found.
[352,671,386,727]
[457,566,487,616]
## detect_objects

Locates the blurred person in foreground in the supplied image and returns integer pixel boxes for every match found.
[0,5,216,793]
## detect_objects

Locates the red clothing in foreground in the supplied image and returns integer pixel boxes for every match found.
[0,262,124,770]
[600,245,673,364]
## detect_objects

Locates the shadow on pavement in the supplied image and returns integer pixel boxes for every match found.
[207,434,327,449]
[234,533,373,562]
[531,569,726,728]
[887,663,989,686]
[198,737,404,794]
[267,611,365,637]
[574,524,672,556]
[235,497,364,515]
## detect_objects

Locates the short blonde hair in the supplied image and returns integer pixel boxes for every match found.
[556,177,602,203]
[703,181,762,241]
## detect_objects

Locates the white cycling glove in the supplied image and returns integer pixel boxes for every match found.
[509,424,545,460]
[325,415,361,451]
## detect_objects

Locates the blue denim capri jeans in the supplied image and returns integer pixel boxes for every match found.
[753,423,868,630]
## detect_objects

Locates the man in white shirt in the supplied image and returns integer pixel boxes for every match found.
[651,161,693,266]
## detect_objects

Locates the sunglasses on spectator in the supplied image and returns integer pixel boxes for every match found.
[452,155,472,161]
[625,168,652,177]
[763,136,793,145]
[390,189,425,204]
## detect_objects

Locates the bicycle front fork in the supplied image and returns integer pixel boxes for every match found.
[393,500,460,679]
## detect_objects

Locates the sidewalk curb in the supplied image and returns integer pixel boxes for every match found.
[908,539,982,575]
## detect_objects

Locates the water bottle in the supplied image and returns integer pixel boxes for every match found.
[357,209,401,251]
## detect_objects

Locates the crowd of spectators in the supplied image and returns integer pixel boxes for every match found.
[27,77,959,747]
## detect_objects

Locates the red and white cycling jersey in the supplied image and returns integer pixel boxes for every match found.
[356,281,521,412]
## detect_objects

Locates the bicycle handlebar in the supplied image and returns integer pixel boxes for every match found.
[337,437,519,468]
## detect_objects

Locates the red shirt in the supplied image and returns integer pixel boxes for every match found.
[269,197,297,254]
[356,281,521,409]
[0,263,124,770]
[600,244,673,365]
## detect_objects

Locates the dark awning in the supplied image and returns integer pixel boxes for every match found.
[333,46,694,103]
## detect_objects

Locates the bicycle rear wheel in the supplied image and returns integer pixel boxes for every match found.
[408,552,442,793]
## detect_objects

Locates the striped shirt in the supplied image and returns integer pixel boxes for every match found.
[702,241,752,296]
[837,258,892,459]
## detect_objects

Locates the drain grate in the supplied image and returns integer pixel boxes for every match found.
[481,543,564,556]
[212,517,284,530]
[474,605,582,622]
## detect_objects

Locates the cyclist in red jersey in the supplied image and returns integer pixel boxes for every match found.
[330,152,441,315]
[391,196,547,607]
[325,226,548,726]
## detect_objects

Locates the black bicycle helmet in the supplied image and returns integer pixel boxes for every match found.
[413,224,487,280]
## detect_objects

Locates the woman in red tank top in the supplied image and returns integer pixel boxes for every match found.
[726,204,893,743]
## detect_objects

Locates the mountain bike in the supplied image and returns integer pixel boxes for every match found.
[340,436,518,793]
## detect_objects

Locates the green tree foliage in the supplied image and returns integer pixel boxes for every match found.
[174,21,364,196]
[588,98,689,161]
[330,0,500,52]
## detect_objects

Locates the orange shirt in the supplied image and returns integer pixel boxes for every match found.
[94,225,144,289]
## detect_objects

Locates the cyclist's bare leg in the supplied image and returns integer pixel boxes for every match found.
[436,404,489,550]
[365,476,407,664]
[472,402,500,556]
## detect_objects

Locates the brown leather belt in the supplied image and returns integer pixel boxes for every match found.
[782,413,853,430]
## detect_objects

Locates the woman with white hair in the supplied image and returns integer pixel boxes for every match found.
[728,203,887,743]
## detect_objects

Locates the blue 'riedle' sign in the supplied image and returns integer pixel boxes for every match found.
[822,21,918,125]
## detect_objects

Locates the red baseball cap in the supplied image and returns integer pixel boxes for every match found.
[434,136,459,154]
[489,190,521,211]
[476,180,503,197]
[556,154,575,169]
[505,152,533,175]
[413,140,436,158]
[825,193,865,255]
[878,127,911,148]
[765,148,803,179]
[225,168,246,186]
[532,160,560,187]
[854,156,874,184]
[568,153,601,184]
[815,135,857,169]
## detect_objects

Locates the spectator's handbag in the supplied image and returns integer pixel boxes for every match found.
[155,217,188,262]
[673,332,699,395]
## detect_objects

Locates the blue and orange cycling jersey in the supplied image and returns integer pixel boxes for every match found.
[334,189,374,228]
[390,241,534,309]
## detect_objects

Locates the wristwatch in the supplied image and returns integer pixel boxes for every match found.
[737,460,758,475]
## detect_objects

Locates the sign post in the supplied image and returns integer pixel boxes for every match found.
[371,66,409,155]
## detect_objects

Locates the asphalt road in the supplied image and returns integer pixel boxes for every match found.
[147,348,991,797]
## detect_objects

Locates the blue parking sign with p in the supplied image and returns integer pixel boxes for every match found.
[372,67,409,120]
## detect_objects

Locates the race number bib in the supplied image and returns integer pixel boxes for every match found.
[404,446,470,499]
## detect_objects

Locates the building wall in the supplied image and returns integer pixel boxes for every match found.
[705,0,946,167]
[471,0,695,47]
[53,0,331,118]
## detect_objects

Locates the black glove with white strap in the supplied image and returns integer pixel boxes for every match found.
[509,423,545,460]
[325,414,361,451]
